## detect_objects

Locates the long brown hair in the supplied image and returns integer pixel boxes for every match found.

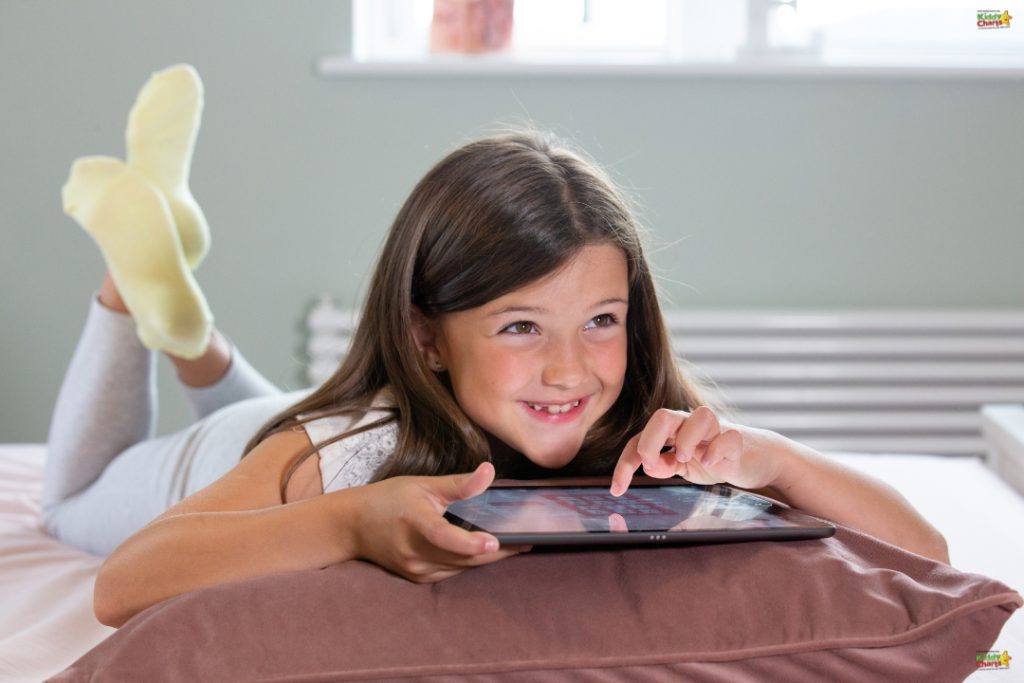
[244,129,706,500]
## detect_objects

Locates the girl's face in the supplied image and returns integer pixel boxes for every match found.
[426,244,630,469]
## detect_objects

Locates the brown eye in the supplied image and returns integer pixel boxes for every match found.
[502,321,538,335]
[585,313,619,329]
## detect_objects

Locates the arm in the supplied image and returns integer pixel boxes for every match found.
[95,493,360,627]
[611,407,950,564]
[94,431,519,628]
[742,426,950,564]
[93,430,360,627]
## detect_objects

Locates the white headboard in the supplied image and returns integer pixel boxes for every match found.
[306,296,1024,458]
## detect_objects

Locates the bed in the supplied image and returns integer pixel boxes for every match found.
[1,443,1021,682]
[3,306,1022,681]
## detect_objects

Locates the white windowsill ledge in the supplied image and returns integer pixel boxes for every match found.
[316,54,1024,80]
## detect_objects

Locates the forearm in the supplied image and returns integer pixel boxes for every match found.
[746,427,949,563]
[94,490,360,628]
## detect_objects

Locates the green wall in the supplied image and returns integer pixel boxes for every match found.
[1,1,1021,441]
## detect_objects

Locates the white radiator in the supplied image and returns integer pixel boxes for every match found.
[306,297,1024,458]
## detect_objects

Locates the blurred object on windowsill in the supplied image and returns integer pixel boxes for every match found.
[430,0,514,54]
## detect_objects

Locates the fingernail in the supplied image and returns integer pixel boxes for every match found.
[484,539,499,552]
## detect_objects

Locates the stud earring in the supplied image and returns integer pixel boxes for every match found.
[430,360,445,372]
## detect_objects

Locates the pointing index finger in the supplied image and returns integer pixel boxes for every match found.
[611,436,642,496]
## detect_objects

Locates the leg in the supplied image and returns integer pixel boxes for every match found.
[43,390,303,557]
[44,429,201,557]
[42,297,279,555]
[175,335,282,422]
[46,63,280,550]
[43,275,277,518]
[100,267,279,421]
[43,290,157,515]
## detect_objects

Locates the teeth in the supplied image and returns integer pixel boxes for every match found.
[528,400,581,414]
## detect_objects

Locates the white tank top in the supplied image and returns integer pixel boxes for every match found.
[299,394,399,494]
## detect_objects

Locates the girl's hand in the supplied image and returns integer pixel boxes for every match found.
[610,407,778,495]
[349,462,526,583]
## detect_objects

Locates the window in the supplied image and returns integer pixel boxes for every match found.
[780,1,1024,67]
[324,0,1024,75]
[350,0,676,63]
[510,1,673,61]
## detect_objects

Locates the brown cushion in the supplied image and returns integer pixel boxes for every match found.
[50,525,1021,682]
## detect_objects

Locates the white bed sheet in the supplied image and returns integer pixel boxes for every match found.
[0,444,113,683]
[0,444,1021,682]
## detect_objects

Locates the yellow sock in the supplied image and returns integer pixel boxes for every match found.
[63,156,213,359]
[125,64,210,270]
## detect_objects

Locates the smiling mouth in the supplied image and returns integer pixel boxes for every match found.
[525,399,582,415]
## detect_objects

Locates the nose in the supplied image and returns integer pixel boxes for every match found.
[541,335,586,389]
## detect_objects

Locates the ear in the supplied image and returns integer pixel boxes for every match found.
[409,305,446,372]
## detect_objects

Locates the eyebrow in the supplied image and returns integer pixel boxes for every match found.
[485,298,628,317]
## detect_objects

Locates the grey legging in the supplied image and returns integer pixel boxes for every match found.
[43,295,295,556]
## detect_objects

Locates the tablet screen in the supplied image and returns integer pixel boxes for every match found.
[445,482,834,545]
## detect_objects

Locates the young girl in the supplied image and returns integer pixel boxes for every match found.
[47,68,947,630]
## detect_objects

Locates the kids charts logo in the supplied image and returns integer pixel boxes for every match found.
[976,650,1012,670]
[977,9,1012,28]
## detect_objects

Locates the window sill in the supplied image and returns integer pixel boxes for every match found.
[316,54,1024,80]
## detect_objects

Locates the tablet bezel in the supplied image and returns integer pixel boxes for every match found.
[444,477,836,547]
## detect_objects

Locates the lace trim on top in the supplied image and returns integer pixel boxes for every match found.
[298,391,399,493]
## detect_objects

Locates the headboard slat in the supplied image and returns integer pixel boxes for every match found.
[694,361,1024,383]
[675,337,1024,357]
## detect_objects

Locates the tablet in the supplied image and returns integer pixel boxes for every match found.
[444,478,835,547]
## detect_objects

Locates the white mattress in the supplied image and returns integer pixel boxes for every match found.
[0,444,1021,682]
